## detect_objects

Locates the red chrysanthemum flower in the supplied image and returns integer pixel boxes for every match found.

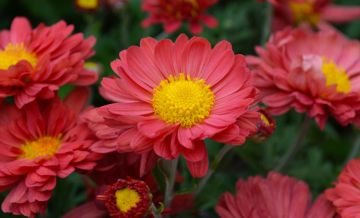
[96,178,152,218]
[0,17,97,108]
[85,34,259,178]
[141,0,218,34]
[0,88,101,217]
[263,0,360,31]
[247,27,360,129]
[216,172,338,218]
[326,158,360,218]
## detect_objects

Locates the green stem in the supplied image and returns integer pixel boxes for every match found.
[274,116,311,171]
[195,145,233,196]
[163,158,179,207]
[150,203,163,218]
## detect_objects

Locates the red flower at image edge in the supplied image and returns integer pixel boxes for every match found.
[0,17,97,108]
[216,172,338,218]
[0,88,101,217]
[326,158,360,218]
[247,27,360,129]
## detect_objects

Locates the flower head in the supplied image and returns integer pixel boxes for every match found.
[216,172,338,218]
[247,27,360,129]
[0,88,101,217]
[97,178,152,218]
[141,0,218,34]
[326,158,360,218]
[265,0,360,31]
[0,17,97,108]
[85,34,259,178]
[252,109,276,141]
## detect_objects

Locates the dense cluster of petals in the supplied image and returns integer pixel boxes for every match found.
[247,27,360,129]
[216,172,338,218]
[0,17,97,108]
[85,34,259,178]
[0,89,101,217]
[264,0,360,31]
[326,158,360,218]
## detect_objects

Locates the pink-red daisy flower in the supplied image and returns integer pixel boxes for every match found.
[216,172,338,218]
[85,34,259,178]
[0,17,97,108]
[247,27,360,129]
[141,0,218,34]
[0,88,101,217]
[263,0,360,31]
[326,158,360,218]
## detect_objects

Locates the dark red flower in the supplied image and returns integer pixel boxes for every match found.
[142,0,218,34]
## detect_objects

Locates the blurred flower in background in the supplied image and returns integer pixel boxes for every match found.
[216,172,338,218]
[0,17,97,108]
[247,27,360,129]
[264,0,360,31]
[75,0,127,12]
[75,0,100,11]
[141,0,219,34]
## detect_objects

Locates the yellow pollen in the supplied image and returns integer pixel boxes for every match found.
[321,59,351,94]
[115,188,140,213]
[0,43,37,70]
[289,2,320,25]
[19,136,61,160]
[76,0,99,9]
[260,113,270,126]
[152,73,215,128]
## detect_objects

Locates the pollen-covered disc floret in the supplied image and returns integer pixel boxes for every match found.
[97,178,152,218]
[0,43,37,70]
[288,1,319,25]
[321,58,351,93]
[152,73,214,128]
[19,136,61,160]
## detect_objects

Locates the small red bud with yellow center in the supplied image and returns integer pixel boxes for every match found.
[252,109,276,142]
[97,178,152,218]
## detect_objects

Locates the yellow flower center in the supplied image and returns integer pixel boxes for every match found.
[260,113,270,126]
[289,2,320,25]
[152,73,215,128]
[76,0,99,9]
[321,59,351,93]
[0,43,37,70]
[115,188,140,213]
[19,136,61,160]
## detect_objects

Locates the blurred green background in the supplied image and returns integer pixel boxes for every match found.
[0,0,360,217]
